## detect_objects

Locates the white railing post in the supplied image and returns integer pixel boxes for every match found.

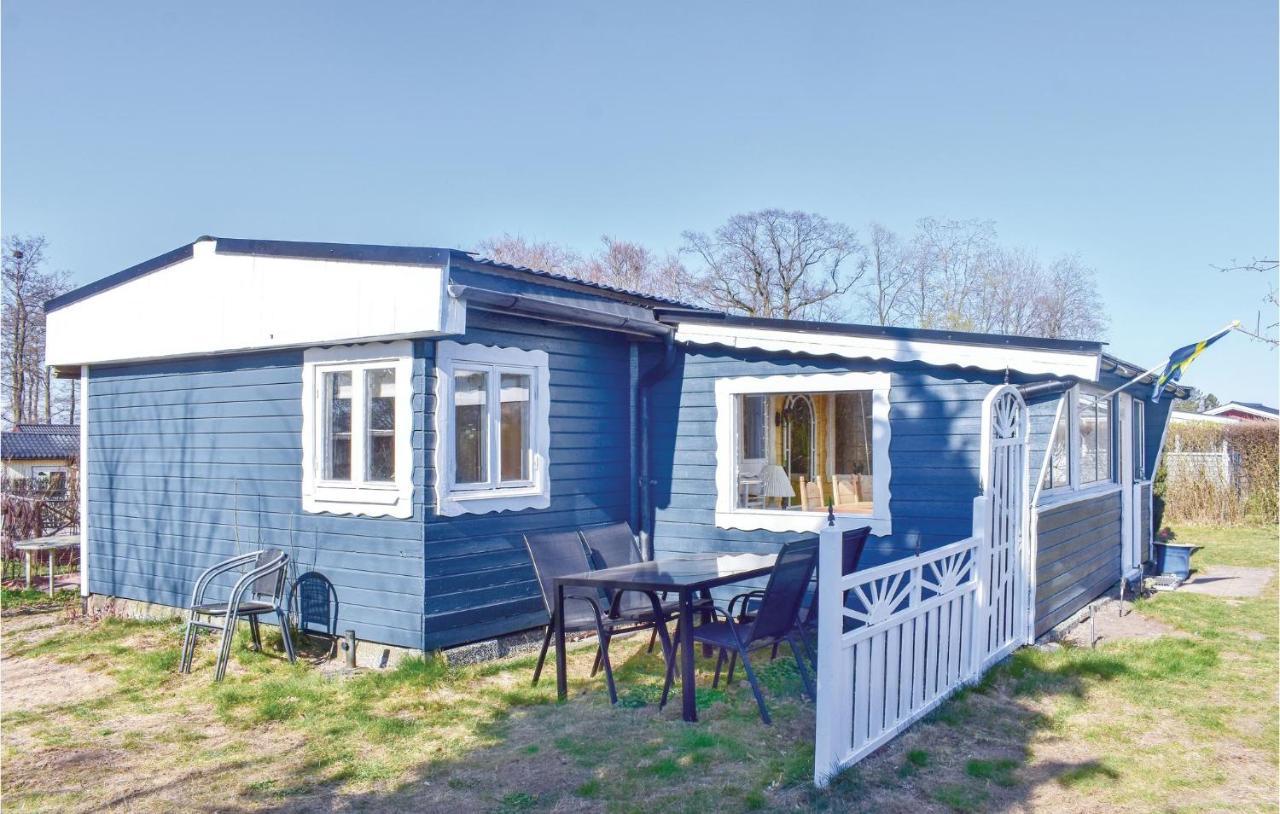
[813,518,844,787]
[969,494,989,676]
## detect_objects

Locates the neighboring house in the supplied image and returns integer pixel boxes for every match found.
[1204,401,1278,422]
[44,237,1188,652]
[1169,411,1240,426]
[1,423,79,495]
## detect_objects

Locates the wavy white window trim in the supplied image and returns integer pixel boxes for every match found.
[434,341,551,517]
[302,341,415,518]
[713,371,892,536]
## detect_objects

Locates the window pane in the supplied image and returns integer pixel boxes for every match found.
[741,395,767,461]
[1133,402,1145,480]
[1079,393,1112,484]
[1095,396,1111,482]
[325,371,353,480]
[499,372,531,482]
[367,368,396,482]
[454,370,488,485]
[1046,412,1070,489]
[734,390,874,515]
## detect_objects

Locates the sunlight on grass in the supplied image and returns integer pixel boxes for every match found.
[2,523,1274,812]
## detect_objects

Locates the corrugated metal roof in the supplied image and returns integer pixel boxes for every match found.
[2,425,79,460]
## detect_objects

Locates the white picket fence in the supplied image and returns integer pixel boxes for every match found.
[814,498,1011,785]
[813,384,1029,786]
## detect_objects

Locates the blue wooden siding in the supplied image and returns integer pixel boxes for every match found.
[1034,490,1122,636]
[422,310,635,649]
[86,347,428,649]
[645,346,1059,601]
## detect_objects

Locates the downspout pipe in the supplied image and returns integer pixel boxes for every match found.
[636,332,677,560]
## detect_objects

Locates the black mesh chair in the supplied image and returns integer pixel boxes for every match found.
[660,538,819,724]
[579,522,680,656]
[525,530,664,705]
[291,571,339,651]
[180,548,296,681]
[727,526,871,666]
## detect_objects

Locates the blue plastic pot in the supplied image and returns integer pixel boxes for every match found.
[1152,542,1201,581]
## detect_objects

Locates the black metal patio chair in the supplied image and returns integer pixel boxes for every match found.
[525,530,666,705]
[659,537,819,724]
[726,525,871,668]
[579,522,680,657]
[179,548,296,681]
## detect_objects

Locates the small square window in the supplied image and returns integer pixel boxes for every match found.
[435,342,550,517]
[303,342,413,518]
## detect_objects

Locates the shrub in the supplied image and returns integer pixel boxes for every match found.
[1159,421,1278,525]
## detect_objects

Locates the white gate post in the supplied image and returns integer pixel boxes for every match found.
[969,494,989,677]
[814,518,844,787]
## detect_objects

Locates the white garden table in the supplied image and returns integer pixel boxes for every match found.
[13,534,80,596]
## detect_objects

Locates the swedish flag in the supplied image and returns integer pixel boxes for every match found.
[1152,324,1236,403]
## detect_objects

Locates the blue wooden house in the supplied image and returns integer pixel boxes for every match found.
[45,237,1187,653]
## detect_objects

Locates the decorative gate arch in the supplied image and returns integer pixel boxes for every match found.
[977,385,1030,668]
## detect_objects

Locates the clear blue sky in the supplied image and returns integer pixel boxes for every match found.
[3,2,1276,403]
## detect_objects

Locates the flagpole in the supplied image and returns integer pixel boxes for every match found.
[1099,320,1240,401]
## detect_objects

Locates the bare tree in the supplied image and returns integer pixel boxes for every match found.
[577,236,690,300]
[1214,258,1278,347]
[2,235,74,427]
[473,234,581,277]
[1032,255,1108,340]
[903,218,997,330]
[681,209,863,320]
[857,223,912,326]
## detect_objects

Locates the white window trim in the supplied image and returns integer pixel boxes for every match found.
[1038,384,1117,504]
[434,341,551,517]
[302,341,414,518]
[713,371,892,536]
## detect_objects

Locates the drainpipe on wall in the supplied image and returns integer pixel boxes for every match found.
[636,333,677,560]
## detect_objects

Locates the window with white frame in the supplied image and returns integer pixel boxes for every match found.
[714,372,891,535]
[1040,385,1115,496]
[434,341,550,517]
[1132,399,1146,480]
[302,341,414,518]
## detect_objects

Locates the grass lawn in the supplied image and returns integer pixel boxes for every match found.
[2,523,1275,812]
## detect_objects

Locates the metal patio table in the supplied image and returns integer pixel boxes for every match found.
[553,552,778,722]
[14,533,80,596]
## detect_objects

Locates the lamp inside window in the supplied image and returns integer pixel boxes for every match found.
[736,391,874,513]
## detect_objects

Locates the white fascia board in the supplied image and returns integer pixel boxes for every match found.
[674,321,1100,381]
[1169,412,1239,425]
[47,239,463,366]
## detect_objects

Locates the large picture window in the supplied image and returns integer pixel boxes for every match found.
[715,372,891,535]
[303,341,414,518]
[435,342,550,517]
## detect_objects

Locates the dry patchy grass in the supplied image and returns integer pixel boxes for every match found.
[1,524,1275,812]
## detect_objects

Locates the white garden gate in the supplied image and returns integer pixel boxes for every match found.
[814,385,1031,786]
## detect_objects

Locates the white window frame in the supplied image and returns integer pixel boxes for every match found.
[302,341,414,518]
[434,341,550,517]
[713,371,892,535]
[1039,384,1119,504]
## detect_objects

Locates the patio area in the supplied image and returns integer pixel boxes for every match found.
[1,524,1275,813]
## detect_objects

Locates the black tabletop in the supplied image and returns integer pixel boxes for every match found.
[554,553,777,593]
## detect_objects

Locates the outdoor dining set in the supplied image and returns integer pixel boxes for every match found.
[524,520,870,724]
[174,518,870,727]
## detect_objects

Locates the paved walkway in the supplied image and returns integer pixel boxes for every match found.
[1179,565,1273,598]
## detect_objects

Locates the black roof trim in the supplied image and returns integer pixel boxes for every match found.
[214,237,451,267]
[45,242,195,312]
[662,312,1104,354]
[448,252,705,310]
[1101,353,1192,399]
